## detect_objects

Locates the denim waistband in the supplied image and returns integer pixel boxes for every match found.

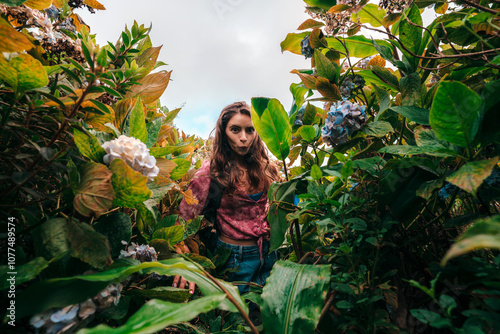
[216,237,271,259]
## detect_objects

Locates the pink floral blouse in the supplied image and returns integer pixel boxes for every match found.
[178,160,270,256]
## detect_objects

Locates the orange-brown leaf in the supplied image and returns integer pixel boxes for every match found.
[291,69,317,89]
[316,77,341,100]
[125,71,172,104]
[368,55,386,68]
[84,0,106,10]
[69,13,89,33]
[328,4,351,13]
[309,28,327,49]
[297,19,325,30]
[156,157,177,176]
[182,189,199,206]
[74,162,115,217]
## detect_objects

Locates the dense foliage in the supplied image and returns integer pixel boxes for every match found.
[0,0,499,333]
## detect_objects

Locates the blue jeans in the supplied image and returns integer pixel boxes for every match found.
[215,238,278,294]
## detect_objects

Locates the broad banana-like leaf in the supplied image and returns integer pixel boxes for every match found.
[78,294,226,334]
[16,258,246,319]
[261,260,331,334]
[442,215,500,265]
[251,98,291,161]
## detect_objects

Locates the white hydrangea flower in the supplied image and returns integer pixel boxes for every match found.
[102,135,159,181]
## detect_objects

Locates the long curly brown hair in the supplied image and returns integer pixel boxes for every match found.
[209,101,281,193]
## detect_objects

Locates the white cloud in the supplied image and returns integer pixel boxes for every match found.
[79,0,311,138]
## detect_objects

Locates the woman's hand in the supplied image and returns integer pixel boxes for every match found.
[172,241,196,293]
[172,275,195,293]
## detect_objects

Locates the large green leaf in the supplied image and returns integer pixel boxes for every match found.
[66,219,112,269]
[314,49,336,82]
[261,261,331,334]
[353,156,386,177]
[252,97,272,117]
[399,72,421,106]
[301,125,316,142]
[442,215,500,265]
[74,162,115,217]
[128,97,148,144]
[146,118,162,148]
[280,32,309,55]
[290,83,312,112]
[446,158,499,196]
[170,158,191,181]
[268,180,299,251]
[390,106,430,125]
[0,53,47,94]
[16,258,245,319]
[152,225,185,245]
[362,121,394,137]
[399,4,422,69]
[93,212,132,257]
[110,159,152,207]
[369,66,400,90]
[379,145,460,158]
[73,128,107,163]
[327,36,390,58]
[31,218,70,261]
[78,295,226,334]
[414,128,457,153]
[429,81,481,148]
[0,257,49,290]
[355,4,385,27]
[251,98,291,161]
[126,286,191,303]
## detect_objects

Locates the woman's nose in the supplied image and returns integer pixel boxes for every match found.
[240,133,247,142]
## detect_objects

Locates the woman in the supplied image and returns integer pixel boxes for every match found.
[176,101,281,294]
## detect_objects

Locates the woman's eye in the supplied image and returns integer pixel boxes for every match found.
[246,128,255,134]
[231,128,239,133]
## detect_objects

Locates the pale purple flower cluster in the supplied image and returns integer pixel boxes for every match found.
[119,241,158,262]
[30,284,123,334]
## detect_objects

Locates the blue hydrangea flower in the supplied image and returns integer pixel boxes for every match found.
[321,100,366,146]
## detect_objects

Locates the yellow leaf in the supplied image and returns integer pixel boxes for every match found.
[69,13,89,33]
[84,0,106,10]
[52,0,65,7]
[0,53,48,92]
[84,101,115,132]
[368,55,386,68]
[181,189,199,206]
[44,89,104,109]
[434,2,448,15]
[0,17,33,52]
[24,0,52,10]
[181,146,194,156]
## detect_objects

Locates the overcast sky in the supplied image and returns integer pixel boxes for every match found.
[79,0,311,139]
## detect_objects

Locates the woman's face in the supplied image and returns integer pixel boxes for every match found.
[225,112,257,156]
